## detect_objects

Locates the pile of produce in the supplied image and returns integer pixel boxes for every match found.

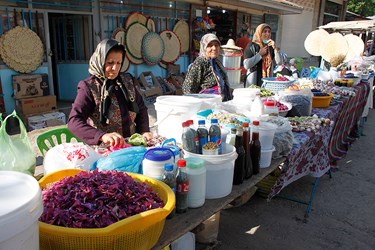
[40,170,164,228]
[207,111,249,127]
[312,79,356,97]
[288,115,333,133]
[248,85,274,97]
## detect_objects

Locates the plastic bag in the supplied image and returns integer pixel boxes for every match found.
[43,142,102,175]
[92,146,147,173]
[0,111,36,175]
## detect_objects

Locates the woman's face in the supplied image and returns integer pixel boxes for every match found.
[104,51,123,79]
[205,40,220,59]
[261,27,272,41]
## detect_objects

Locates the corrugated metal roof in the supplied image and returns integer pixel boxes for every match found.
[319,20,375,31]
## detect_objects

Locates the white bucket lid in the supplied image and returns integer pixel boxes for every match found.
[0,171,43,241]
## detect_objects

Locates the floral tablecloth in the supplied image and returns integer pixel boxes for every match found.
[268,81,370,199]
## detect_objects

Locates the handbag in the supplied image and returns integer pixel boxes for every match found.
[0,111,36,175]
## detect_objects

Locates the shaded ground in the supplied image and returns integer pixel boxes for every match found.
[215,109,375,249]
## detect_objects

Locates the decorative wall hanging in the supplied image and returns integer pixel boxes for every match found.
[142,32,165,65]
[160,30,181,64]
[173,20,189,53]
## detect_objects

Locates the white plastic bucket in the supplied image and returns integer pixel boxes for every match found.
[233,88,260,109]
[155,95,221,142]
[260,146,276,168]
[251,122,278,150]
[0,171,43,250]
[183,143,238,199]
[225,68,242,87]
[223,55,241,68]
[142,148,175,180]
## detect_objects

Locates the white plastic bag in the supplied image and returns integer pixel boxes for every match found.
[43,142,102,175]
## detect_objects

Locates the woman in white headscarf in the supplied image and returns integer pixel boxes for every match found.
[182,33,232,101]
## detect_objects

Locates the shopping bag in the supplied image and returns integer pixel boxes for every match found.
[0,111,36,175]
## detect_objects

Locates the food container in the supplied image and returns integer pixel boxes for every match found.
[263,97,279,115]
[142,148,175,180]
[312,93,334,108]
[260,146,276,168]
[186,157,206,208]
[38,169,175,250]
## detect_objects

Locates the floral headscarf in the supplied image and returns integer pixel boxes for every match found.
[253,23,273,78]
[199,33,221,57]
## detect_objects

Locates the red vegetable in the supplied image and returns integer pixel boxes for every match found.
[40,170,164,228]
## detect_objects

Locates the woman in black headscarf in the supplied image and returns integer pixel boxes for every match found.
[68,39,152,146]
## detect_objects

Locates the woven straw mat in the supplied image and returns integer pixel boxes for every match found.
[125,12,147,29]
[142,32,165,65]
[147,18,156,32]
[304,29,329,57]
[173,20,189,53]
[0,26,44,73]
[125,22,149,60]
[320,32,348,65]
[160,30,181,64]
[112,28,126,45]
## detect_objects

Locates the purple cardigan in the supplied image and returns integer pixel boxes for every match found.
[68,75,150,145]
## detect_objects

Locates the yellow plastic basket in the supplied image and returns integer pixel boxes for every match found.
[38,169,175,250]
[312,93,334,108]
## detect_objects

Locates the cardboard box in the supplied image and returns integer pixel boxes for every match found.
[156,76,175,95]
[138,72,163,97]
[13,74,50,99]
[26,111,66,131]
[167,75,184,95]
[16,95,57,115]
[167,64,180,75]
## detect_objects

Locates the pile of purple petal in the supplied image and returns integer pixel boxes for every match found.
[40,169,164,228]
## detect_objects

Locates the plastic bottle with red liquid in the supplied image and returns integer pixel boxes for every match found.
[250,120,261,175]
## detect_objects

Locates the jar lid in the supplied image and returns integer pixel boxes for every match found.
[185,157,205,169]
[264,101,276,106]
[164,163,174,171]
[144,148,173,161]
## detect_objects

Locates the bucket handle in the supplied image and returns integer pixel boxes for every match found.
[152,107,175,128]
[143,147,175,162]
[161,138,177,147]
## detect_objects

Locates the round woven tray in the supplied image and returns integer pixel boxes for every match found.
[142,32,165,65]
[173,20,189,53]
[125,22,149,60]
[147,18,156,32]
[160,30,181,64]
[112,27,126,45]
[125,12,147,29]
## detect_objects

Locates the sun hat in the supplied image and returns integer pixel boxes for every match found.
[320,32,348,66]
[289,58,297,65]
[221,39,242,50]
[344,34,364,62]
[304,29,329,56]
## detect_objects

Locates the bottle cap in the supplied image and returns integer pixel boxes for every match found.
[185,157,205,169]
[198,120,205,125]
[211,118,218,124]
[182,122,188,127]
[177,159,186,167]
[186,120,194,126]
[242,122,249,127]
[164,163,174,171]
[253,120,260,126]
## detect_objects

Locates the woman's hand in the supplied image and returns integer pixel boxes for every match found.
[142,132,153,141]
[267,39,276,49]
[101,132,125,147]
[259,46,269,56]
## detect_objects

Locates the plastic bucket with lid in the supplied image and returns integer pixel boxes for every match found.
[233,88,260,110]
[260,146,276,168]
[142,148,175,180]
[183,143,238,199]
[155,95,221,142]
[185,157,206,208]
[0,171,43,250]
[251,122,278,150]
[225,68,242,88]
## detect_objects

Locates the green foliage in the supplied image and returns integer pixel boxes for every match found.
[347,0,375,17]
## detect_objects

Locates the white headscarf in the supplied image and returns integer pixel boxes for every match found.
[199,33,221,57]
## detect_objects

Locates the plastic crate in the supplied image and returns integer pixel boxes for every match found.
[38,169,175,250]
[261,77,296,93]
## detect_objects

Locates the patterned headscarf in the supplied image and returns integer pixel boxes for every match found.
[253,23,273,78]
[199,33,221,57]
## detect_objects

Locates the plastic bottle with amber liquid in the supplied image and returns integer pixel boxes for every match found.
[250,120,261,175]
[242,122,253,179]
[233,126,245,185]
[176,159,189,213]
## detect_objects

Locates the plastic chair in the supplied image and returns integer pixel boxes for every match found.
[36,126,81,156]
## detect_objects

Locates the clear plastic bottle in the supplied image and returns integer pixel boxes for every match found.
[250,120,261,175]
[176,159,189,213]
[161,163,176,218]
[197,120,208,154]
[242,122,253,179]
[233,127,245,185]
[209,118,222,154]
[187,120,199,153]
[226,127,237,146]
[181,122,196,153]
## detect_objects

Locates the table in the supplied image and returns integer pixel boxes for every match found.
[153,157,285,250]
[268,81,370,201]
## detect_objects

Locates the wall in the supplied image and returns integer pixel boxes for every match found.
[0,66,49,114]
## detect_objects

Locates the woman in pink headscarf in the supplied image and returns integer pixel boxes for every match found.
[243,23,282,87]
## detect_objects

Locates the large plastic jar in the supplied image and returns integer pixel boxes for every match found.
[0,171,43,250]
[185,157,206,208]
[142,148,175,180]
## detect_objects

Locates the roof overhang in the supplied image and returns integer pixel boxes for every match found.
[319,20,375,32]
[176,0,303,15]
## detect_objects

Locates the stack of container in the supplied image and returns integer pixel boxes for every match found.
[221,39,243,88]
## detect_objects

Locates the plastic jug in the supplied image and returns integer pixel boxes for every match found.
[142,148,175,180]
